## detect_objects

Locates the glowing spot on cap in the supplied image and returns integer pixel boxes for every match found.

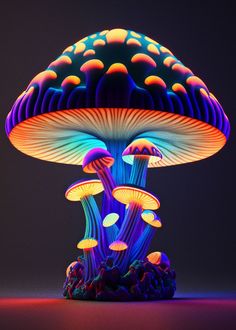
[131,53,156,67]
[186,76,208,89]
[29,70,57,86]
[49,55,72,67]
[126,38,142,46]
[106,63,128,74]
[147,44,160,55]
[78,37,88,43]
[83,49,96,56]
[200,88,209,97]
[93,39,106,46]
[90,33,97,39]
[163,56,177,67]
[160,46,173,55]
[145,75,166,88]
[144,36,158,44]
[63,45,73,53]
[100,30,109,36]
[109,240,128,251]
[172,63,192,75]
[106,29,128,43]
[74,42,86,54]
[103,213,120,227]
[172,83,187,93]
[61,75,81,87]
[80,59,104,72]
[130,31,141,38]
[77,238,98,250]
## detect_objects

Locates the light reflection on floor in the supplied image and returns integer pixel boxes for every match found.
[0,294,235,330]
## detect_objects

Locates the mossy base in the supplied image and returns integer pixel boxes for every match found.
[63,259,176,301]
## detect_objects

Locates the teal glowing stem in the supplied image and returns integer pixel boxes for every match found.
[129,157,149,187]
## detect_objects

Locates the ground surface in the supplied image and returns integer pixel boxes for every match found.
[0,294,235,330]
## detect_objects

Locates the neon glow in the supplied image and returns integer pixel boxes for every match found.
[5,28,230,301]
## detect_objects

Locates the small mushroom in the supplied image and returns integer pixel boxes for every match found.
[82,148,115,199]
[77,238,98,281]
[130,211,162,262]
[65,179,106,259]
[102,212,119,244]
[111,184,160,273]
[122,138,162,187]
[147,251,170,272]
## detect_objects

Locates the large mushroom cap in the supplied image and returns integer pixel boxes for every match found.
[6,28,230,167]
[112,184,160,210]
[65,179,104,201]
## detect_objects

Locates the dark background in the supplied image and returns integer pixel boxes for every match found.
[0,0,235,296]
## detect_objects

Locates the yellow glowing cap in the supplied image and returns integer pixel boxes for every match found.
[112,185,160,210]
[109,240,128,251]
[147,251,162,264]
[141,210,162,228]
[65,179,104,201]
[77,238,98,250]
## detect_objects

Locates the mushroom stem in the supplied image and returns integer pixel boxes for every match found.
[113,202,143,273]
[106,140,131,185]
[83,248,97,282]
[103,140,131,226]
[97,167,116,199]
[130,225,155,263]
[81,195,106,259]
[129,156,149,187]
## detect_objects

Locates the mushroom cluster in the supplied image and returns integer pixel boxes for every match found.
[5,28,230,301]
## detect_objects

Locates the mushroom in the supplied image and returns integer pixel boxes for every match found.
[82,148,121,222]
[102,212,119,243]
[130,211,162,263]
[77,238,98,281]
[147,251,170,272]
[122,138,162,187]
[111,184,160,272]
[5,28,230,296]
[82,148,115,199]
[6,29,229,182]
[66,261,78,277]
[65,179,106,260]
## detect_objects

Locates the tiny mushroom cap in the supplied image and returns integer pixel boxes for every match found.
[103,212,120,227]
[147,251,170,270]
[82,148,114,173]
[122,138,162,167]
[109,240,128,251]
[66,261,77,276]
[141,210,162,228]
[77,238,98,250]
[112,185,160,210]
[65,179,104,201]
